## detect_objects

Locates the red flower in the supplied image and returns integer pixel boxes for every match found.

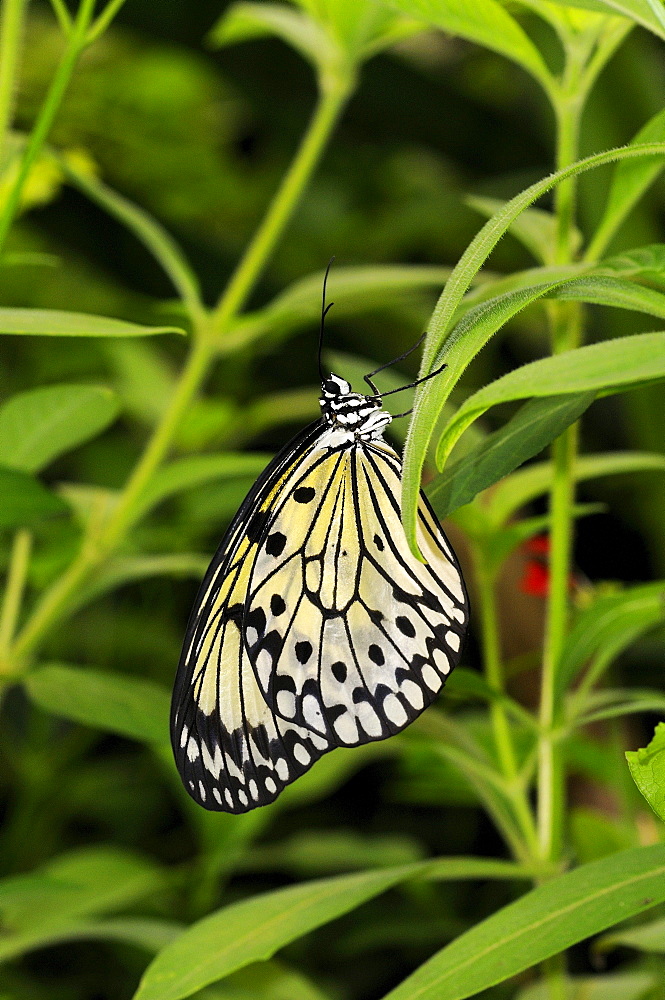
[519,533,579,597]
[521,559,550,597]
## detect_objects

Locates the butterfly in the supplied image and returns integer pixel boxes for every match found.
[171,274,469,813]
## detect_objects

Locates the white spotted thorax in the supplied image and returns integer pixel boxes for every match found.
[318,373,392,445]
[171,358,469,814]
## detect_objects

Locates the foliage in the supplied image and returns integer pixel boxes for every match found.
[1,0,665,999]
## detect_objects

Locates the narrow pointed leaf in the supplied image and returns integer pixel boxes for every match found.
[427,392,595,518]
[133,864,427,1000]
[0,307,184,338]
[25,664,171,745]
[402,141,665,557]
[436,332,665,469]
[381,845,665,1000]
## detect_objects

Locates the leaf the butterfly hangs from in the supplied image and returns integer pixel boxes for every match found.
[171,295,469,813]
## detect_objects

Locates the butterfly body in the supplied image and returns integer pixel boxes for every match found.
[171,371,468,812]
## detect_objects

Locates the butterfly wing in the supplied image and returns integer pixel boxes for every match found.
[170,421,331,813]
[244,436,468,747]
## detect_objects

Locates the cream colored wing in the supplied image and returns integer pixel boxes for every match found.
[244,434,469,747]
[171,421,331,813]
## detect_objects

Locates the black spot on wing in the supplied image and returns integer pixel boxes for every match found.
[294,486,316,503]
[266,532,287,557]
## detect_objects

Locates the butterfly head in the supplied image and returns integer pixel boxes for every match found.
[320,373,392,442]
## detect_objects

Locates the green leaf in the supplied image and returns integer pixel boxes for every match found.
[589,108,665,259]
[573,688,665,725]
[514,971,655,1000]
[381,845,665,1000]
[208,3,336,70]
[626,722,665,822]
[0,307,184,338]
[570,807,636,864]
[208,0,422,80]
[103,340,177,427]
[436,332,665,469]
[0,916,183,963]
[134,452,271,522]
[427,392,595,519]
[402,140,665,557]
[0,846,165,935]
[133,864,427,1000]
[196,960,332,1000]
[550,274,665,318]
[389,0,552,91]
[74,554,209,610]
[0,466,69,529]
[543,0,665,40]
[557,582,665,699]
[25,664,171,745]
[487,450,665,526]
[242,830,425,876]
[596,243,665,287]
[597,914,665,953]
[0,384,119,473]
[466,196,582,266]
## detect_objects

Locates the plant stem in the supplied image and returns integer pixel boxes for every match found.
[87,0,130,44]
[10,82,353,667]
[0,0,27,161]
[537,37,585,866]
[0,0,96,257]
[49,0,72,34]
[212,80,352,339]
[0,530,31,668]
[476,553,540,858]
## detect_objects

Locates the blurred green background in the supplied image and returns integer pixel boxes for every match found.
[2,2,665,998]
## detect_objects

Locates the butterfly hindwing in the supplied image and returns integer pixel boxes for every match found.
[244,433,468,748]
[170,421,331,813]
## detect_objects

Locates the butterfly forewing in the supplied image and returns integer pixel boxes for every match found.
[171,422,331,812]
[244,434,468,748]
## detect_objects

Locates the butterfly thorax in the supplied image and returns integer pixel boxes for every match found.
[319,373,392,444]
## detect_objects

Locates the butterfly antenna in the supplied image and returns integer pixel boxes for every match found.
[375,358,448,401]
[318,257,335,383]
[363,332,427,395]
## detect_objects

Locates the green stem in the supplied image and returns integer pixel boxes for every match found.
[0,530,31,667]
[48,0,72,33]
[212,79,352,338]
[0,0,27,161]
[538,43,584,867]
[87,0,130,45]
[476,553,540,858]
[10,81,353,667]
[0,0,96,256]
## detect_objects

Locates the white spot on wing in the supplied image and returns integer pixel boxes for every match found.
[334,712,358,744]
[421,664,440,691]
[383,694,407,726]
[446,630,461,652]
[277,690,296,717]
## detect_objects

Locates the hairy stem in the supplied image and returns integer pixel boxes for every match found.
[0,0,97,256]
[0,0,27,160]
[0,530,32,668]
